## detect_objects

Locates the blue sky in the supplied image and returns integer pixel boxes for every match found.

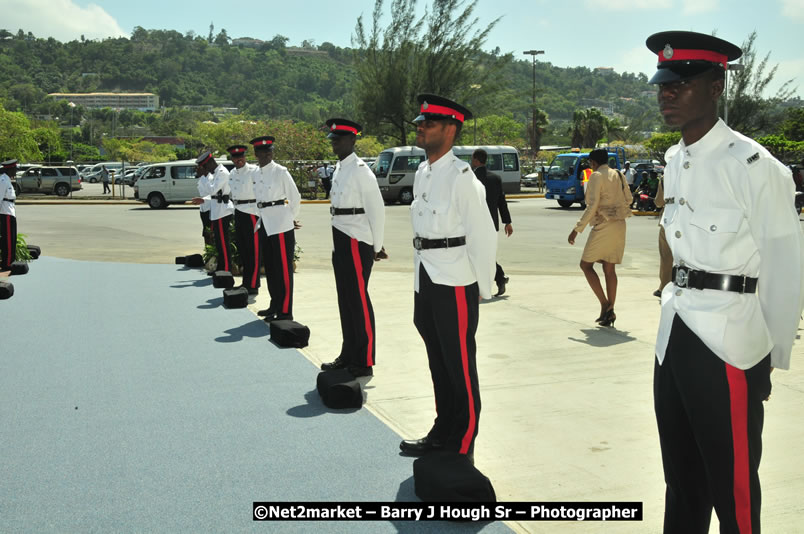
[4,0,803,97]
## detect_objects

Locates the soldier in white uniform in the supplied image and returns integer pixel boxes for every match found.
[195,151,234,273]
[319,119,386,378]
[398,95,497,460]
[0,159,18,271]
[227,144,260,294]
[249,136,301,321]
[647,31,804,533]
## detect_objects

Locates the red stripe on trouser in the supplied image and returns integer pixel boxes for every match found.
[278,232,290,314]
[250,215,259,288]
[455,286,476,455]
[5,215,10,266]
[217,218,229,271]
[726,364,752,534]
[350,238,373,366]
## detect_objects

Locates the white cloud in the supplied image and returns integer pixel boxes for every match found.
[781,0,804,21]
[610,45,655,78]
[681,0,719,14]
[3,0,127,41]
[584,0,661,9]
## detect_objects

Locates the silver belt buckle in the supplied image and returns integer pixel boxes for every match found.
[413,236,423,250]
[675,266,689,288]
[329,206,335,215]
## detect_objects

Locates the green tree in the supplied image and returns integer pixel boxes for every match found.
[781,107,804,142]
[721,31,795,136]
[644,131,682,165]
[355,136,385,157]
[755,134,804,163]
[352,0,509,145]
[474,114,525,146]
[570,108,609,148]
[525,108,549,153]
[0,104,42,161]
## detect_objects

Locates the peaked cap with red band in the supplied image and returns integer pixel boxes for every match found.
[646,31,742,85]
[413,94,472,124]
[249,136,275,150]
[325,118,362,138]
[1,159,19,170]
[226,144,248,156]
[195,151,214,166]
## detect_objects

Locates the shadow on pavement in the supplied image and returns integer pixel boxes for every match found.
[568,327,636,347]
[286,389,361,418]
[215,319,270,343]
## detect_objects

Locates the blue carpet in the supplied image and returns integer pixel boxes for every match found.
[0,257,508,533]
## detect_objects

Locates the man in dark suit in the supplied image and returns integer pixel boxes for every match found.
[471,149,513,296]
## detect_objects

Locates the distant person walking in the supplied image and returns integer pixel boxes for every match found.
[471,148,513,296]
[567,148,633,327]
[317,162,333,199]
[101,165,111,194]
[623,161,636,192]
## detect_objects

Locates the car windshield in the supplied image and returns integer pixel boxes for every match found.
[373,152,393,178]
[547,156,578,179]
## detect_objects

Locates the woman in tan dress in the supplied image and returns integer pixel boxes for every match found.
[567,149,632,326]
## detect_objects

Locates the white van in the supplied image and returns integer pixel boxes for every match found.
[134,159,234,209]
[372,145,521,203]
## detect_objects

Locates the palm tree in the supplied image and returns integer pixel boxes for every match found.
[527,108,550,154]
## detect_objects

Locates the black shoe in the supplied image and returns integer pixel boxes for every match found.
[321,356,348,371]
[274,313,293,321]
[206,271,214,276]
[257,307,276,317]
[399,436,444,456]
[653,290,662,298]
[347,365,373,377]
[599,309,616,327]
[494,277,509,297]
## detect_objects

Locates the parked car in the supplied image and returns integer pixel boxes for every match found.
[134,159,234,209]
[16,166,82,196]
[82,162,124,183]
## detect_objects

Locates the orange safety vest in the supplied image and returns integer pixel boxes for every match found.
[581,168,592,185]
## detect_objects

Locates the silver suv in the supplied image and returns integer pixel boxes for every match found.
[16,166,82,196]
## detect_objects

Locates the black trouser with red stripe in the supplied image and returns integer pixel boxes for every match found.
[211,214,233,272]
[1,213,17,269]
[234,209,261,289]
[413,264,480,456]
[261,227,294,318]
[199,210,213,247]
[654,315,770,534]
[332,228,375,368]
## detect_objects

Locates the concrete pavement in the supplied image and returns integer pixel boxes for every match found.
[10,198,804,533]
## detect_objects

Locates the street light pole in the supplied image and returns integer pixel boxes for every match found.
[724,62,744,126]
[523,49,545,158]
[68,101,76,162]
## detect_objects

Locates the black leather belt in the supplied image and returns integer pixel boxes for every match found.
[412,236,466,251]
[2,198,14,203]
[214,193,230,203]
[234,199,256,205]
[330,207,365,216]
[257,199,286,208]
[672,265,757,294]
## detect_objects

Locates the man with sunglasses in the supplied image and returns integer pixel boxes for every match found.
[398,94,496,462]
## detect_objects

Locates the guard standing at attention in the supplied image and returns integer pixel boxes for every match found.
[399,95,497,460]
[227,144,261,294]
[0,159,18,272]
[250,136,301,321]
[319,119,386,378]
[195,151,234,273]
[647,31,804,533]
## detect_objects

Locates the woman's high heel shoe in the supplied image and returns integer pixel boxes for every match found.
[595,305,608,323]
[599,309,616,327]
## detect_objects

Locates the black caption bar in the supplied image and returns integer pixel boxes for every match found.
[253,502,643,521]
